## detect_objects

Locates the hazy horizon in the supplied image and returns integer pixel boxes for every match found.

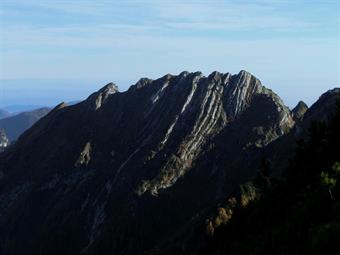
[0,0,339,108]
[0,70,339,109]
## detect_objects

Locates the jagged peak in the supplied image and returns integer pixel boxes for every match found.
[228,70,264,96]
[192,71,203,77]
[208,71,222,80]
[183,71,203,83]
[222,70,293,126]
[86,82,119,110]
[129,72,191,92]
[130,70,257,93]
[237,69,253,78]
[134,77,153,89]
[179,71,190,77]
[292,101,308,121]
[162,73,173,80]
[208,71,232,83]
[97,82,119,94]
[235,70,259,83]
[178,71,203,79]
[293,101,308,111]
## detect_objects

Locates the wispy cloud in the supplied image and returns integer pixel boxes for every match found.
[0,0,338,107]
[0,0,327,32]
[1,0,331,52]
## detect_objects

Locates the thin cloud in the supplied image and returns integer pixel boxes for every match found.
[0,0,338,107]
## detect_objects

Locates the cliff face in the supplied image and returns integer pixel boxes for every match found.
[0,70,295,254]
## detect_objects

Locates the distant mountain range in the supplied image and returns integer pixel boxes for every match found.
[0,101,81,146]
[0,107,51,142]
[0,109,11,119]
[0,104,48,114]
[0,70,338,255]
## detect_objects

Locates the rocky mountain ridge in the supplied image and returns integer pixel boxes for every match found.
[0,70,337,255]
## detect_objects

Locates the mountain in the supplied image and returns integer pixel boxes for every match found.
[258,88,340,176]
[300,88,340,129]
[0,70,336,255]
[0,109,11,119]
[0,107,51,142]
[2,104,47,113]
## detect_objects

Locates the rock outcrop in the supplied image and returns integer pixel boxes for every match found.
[0,129,9,152]
[87,83,119,110]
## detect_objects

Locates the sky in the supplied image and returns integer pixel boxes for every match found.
[0,0,339,109]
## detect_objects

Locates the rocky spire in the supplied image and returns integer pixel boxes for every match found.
[292,101,308,121]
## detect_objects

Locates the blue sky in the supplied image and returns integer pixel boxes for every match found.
[0,0,339,108]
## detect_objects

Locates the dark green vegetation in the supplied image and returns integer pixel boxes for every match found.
[202,100,340,255]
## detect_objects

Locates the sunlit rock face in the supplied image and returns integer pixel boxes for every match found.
[0,70,296,255]
[137,70,294,196]
[86,82,119,110]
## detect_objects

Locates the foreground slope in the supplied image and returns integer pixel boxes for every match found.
[0,70,294,254]
[201,89,340,255]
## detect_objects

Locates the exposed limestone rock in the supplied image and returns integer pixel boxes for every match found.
[87,83,119,110]
[137,70,294,196]
[75,142,92,167]
[0,129,9,152]
[225,70,263,118]
[151,80,171,104]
